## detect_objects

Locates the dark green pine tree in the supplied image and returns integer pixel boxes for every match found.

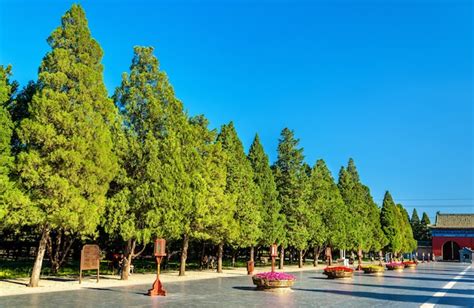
[307,159,347,266]
[398,204,417,252]
[338,159,372,265]
[217,122,262,267]
[247,134,284,249]
[0,67,31,232]
[362,185,388,253]
[17,5,118,287]
[410,208,421,241]
[420,212,432,241]
[380,191,403,255]
[274,128,310,268]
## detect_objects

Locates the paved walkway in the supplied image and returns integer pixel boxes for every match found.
[1,263,473,307]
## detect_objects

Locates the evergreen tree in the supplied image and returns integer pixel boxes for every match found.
[0,65,30,225]
[217,122,261,270]
[338,159,372,266]
[410,208,421,240]
[420,212,432,241]
[17,5,118,287]
[247,134,284,248]
[106,46,198,278]
[307,159,347,265]
[274,128,310,268]
[398,204,417,252]
[380,191,403,255]
[362,185,388,252]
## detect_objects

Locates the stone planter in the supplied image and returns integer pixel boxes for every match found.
[361,266,385,275]
[323,270,354,279]
[252,277,294,292]
[386,263,405,271]
[404,263,417,269]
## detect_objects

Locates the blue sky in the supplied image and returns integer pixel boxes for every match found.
[0,0,472,221]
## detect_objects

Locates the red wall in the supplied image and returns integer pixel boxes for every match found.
[432,236,474,257]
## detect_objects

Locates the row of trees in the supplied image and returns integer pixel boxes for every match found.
[410,209,432,242]
[0,5,417,287]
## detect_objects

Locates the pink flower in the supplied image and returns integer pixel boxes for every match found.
[254,272,296,281]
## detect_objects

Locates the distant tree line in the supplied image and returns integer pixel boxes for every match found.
[0,5,417,287]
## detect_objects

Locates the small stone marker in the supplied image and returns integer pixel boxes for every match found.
[79,244,100,284]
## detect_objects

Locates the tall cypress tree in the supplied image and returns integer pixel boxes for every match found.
[0,65,14,222]
[410,208,421,240]
[248,134,284,248]
[362,185,388,252]
[380,191,403,256]
[398,204,417,253]
[307,159,347,265]
[17,5,118,287]
[338,159,371,265]
[420,212,432,241]
[217,122,261,270]
[274,128,310,268]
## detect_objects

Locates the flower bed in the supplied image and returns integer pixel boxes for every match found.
[385,262,405,271]
[323,266,354,279]
[252,272,295,291]
[403,261,417,268]
[361,265,385,275]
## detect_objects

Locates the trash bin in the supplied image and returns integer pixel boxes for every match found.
[247,260,254,275]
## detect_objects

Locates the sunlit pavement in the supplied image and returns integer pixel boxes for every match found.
[1,262,473,307]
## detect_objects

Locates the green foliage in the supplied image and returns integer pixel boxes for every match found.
[307,159,347,249]
[217,122,261,248]
[380,191,402,253]
[362,185,388,251]
[380,191,417,253]
[248,134,284,246]
[337,159,371,251]
[398,204,417,252]
[16,4,118,236]
[410,208,421,240]
[273,128,310,250]
[420,212,432,241]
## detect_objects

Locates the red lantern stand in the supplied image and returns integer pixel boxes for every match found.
[270,244,278,272]
[148,238,167,296]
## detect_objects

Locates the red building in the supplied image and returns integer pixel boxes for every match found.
[431,213,474,261]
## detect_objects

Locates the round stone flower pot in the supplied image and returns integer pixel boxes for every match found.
[361,266,385,275]
[404,263,417,269]
[323,266,354,279]
[386,263,405,271]
[252,272,295,292]
[252,277,294,292]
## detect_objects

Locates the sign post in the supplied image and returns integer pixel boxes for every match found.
[148,238,167,296]
[270,244,278,272]
[79,244,100,284]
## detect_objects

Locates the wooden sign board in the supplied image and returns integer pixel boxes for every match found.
[79,244,100,284]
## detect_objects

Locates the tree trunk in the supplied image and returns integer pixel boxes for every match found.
[279,246,284,269]
[217,242,224,273]
[28,227,49,287]
[298,249,304,268]
[313,247,319,267]
[179,234,189,276]
[47,231,75,275]
[121,239,136,280]
[200,241,206,270]
[231,251,236,267]
[250,246,254,262]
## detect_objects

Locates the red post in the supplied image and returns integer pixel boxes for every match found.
[270,244,278,273]
[148,238,167,296]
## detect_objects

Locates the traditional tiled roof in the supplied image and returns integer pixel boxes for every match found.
[431,213,474,229]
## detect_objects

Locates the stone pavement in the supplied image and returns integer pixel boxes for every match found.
[0,262,472,307]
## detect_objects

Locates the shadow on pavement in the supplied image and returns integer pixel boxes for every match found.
[380,275,473,283]
[334,281,473,295]
[293,288,474,306]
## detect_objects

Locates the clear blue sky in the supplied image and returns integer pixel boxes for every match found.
[1,0,472,221]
